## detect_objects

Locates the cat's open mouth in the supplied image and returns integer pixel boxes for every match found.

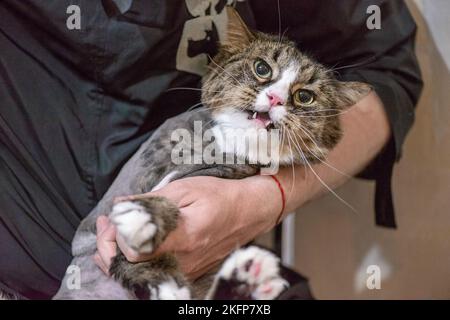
[246,110,275,129]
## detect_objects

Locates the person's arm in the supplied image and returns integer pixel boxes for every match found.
[94,90,389,279]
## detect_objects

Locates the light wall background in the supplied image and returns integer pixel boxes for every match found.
[258,0,450,299]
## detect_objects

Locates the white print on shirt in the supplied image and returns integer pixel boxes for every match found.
[176,0,245,76]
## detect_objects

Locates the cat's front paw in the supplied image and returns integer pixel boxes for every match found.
[110,201,157,254]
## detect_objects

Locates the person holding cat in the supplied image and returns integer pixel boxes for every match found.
[0,0,422,299]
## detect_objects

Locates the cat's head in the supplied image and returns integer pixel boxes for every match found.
[202,7,371,165]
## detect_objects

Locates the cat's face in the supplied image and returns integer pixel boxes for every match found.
[202,8,371,165]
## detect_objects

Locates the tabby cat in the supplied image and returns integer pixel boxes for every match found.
[53,7,370,300]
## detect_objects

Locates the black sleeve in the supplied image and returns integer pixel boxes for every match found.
[249,0,423,228]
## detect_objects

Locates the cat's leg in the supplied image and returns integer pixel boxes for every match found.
[207,246,289,300]
[109,252,191,300]
[109,196,190,299]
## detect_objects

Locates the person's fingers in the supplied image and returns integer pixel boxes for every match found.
[93,251,110,275]
[96,215,109,234]
[116,233,153,263]
[97,216,116,240]
[95,216,111,274]
[96,216,117,271]
[98,224,117,264]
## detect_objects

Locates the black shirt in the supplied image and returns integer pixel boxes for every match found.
[0,0,422,298]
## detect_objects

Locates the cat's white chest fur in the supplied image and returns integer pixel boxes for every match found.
[211,111,292,166]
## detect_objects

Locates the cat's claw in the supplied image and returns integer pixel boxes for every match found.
[110,201,157,254]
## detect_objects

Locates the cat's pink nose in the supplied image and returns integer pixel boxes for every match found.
[267,92,284,107]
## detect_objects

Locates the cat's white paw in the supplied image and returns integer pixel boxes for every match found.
[252,277,289,300]
[217,246,288,299]
[219,246,281,284]
[110,201,157,253]
[149,278,191,300]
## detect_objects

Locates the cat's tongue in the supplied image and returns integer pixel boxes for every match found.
[252,112,273,128]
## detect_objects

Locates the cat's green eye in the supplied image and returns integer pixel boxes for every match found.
[253,59,272,80]
[293,89,315,105]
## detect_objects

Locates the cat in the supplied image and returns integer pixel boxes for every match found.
[53,7,371,300]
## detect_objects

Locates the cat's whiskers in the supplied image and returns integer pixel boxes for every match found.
[280,126,287,156]
[205,66,247,93]
[202,117,218,129]
[280,27,289,43]
[287,115,349,174]
[180,98,249,121]
[281,125,306,180]
[288,129,310,182]
[329,55,378,73]
[276,0,282,43]
[207,55,243,86]
[285,118,356,212]
[286,116,327,158]
[296,112,345,118]
[166,87,224,94]
[296,108,349,115]
[186,101,204,112]
[287,118,352,179]
[183,99,230,113]
[284,130,297,196]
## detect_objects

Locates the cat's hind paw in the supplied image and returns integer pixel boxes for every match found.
[215,246,289,300]
[252,277,289,300]
[149,278,191,300]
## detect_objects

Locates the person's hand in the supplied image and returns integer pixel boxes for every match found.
[94,175,283,280]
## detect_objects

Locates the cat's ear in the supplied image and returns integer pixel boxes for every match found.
[224,6,255,51]
[333,81,373,109]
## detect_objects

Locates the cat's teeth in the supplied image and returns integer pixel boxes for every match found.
[252,112,257,119]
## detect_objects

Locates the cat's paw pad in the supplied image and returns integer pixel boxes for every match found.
[217,246,288,299]
[252,277,289,300]
[149,278,191,300]
[110,201,157,253]
[219,246,281,284]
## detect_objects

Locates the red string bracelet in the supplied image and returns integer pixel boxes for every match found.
[270,175,286,225]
